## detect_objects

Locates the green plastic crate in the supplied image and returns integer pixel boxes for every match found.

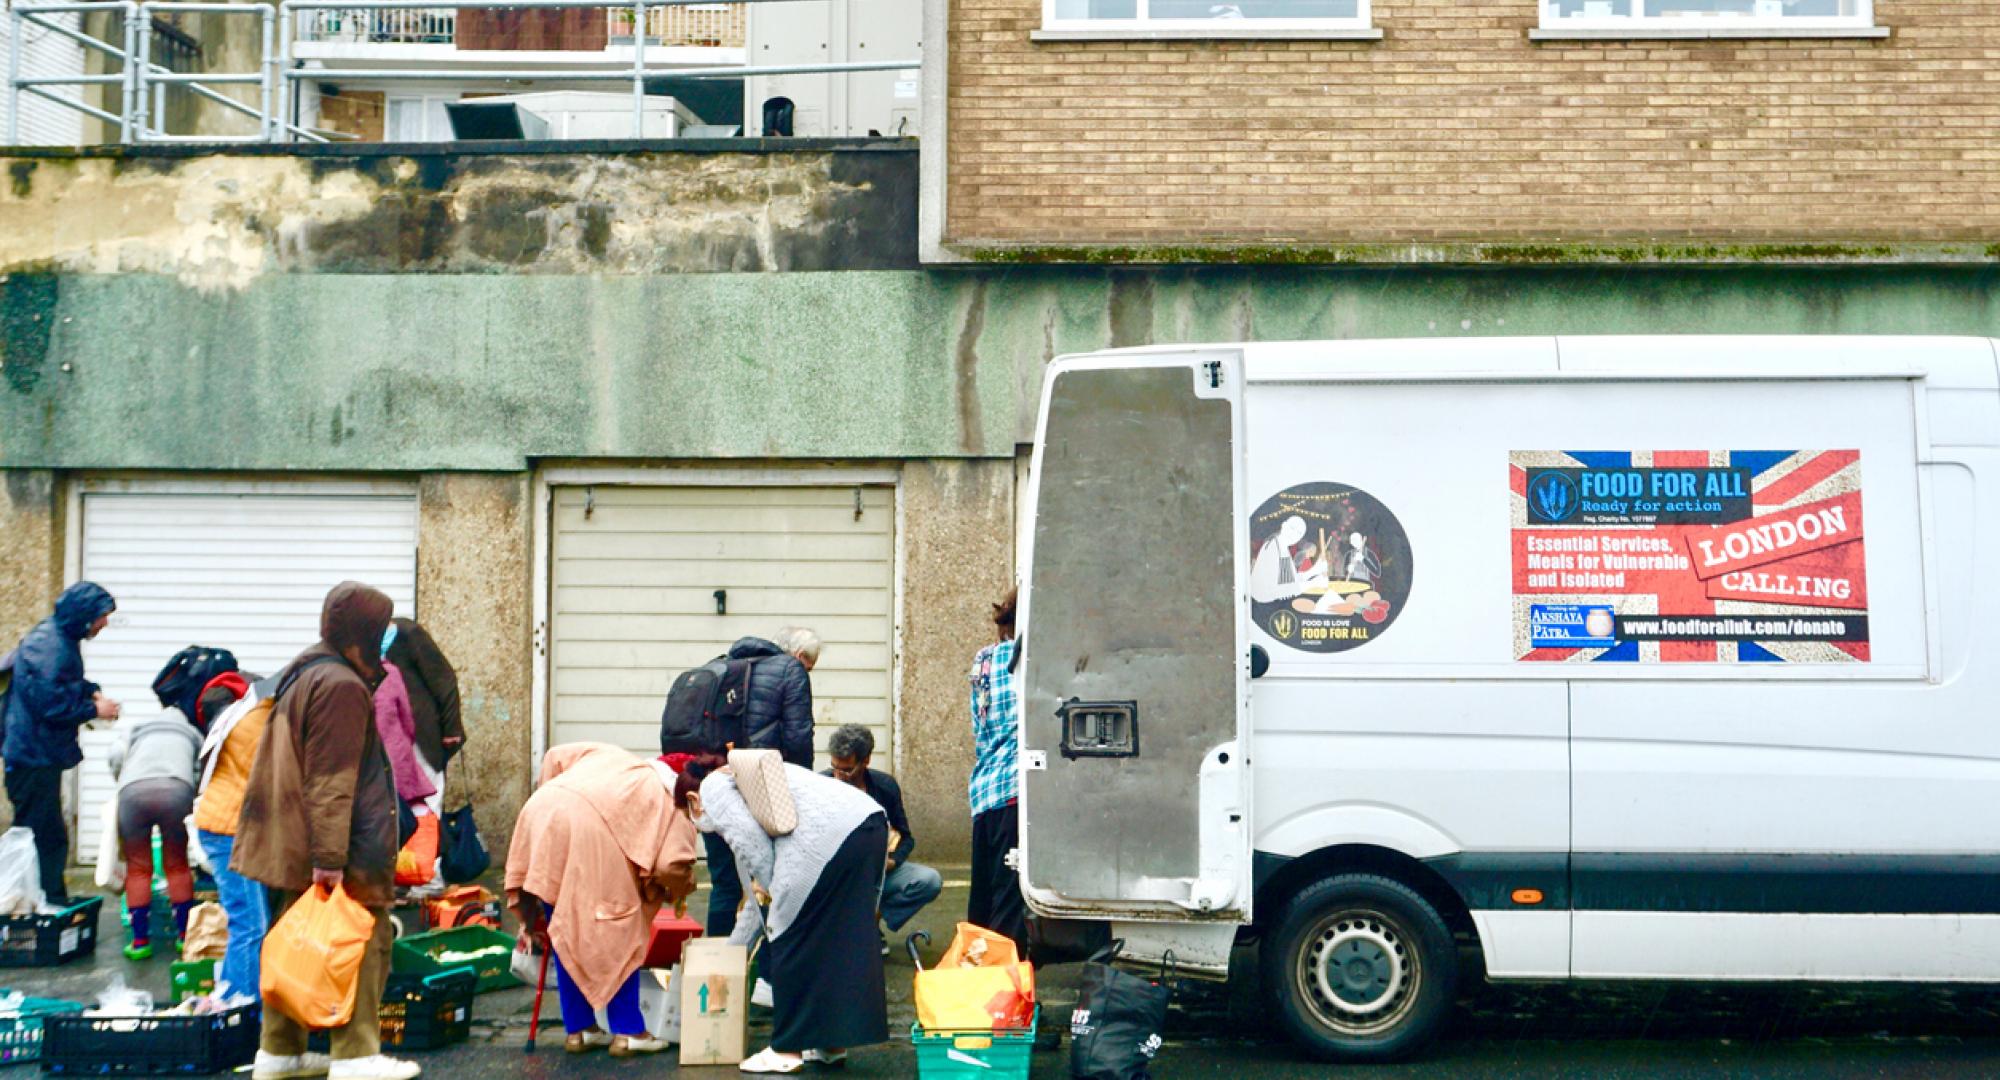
[0,992,84,1066]
[909,1008,1036,1080]
[170,960,216,1004]
[391,926,518,994]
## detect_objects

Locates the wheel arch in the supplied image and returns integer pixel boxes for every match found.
[1255,844,1484,959]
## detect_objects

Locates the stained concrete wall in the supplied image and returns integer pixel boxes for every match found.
[6,268,1999,472]
[411,473,535,867]
[896,459,1015,862]
[1,143,918,285]
[0,471,61,654]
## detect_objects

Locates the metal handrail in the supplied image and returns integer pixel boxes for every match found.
[9,0,919,145]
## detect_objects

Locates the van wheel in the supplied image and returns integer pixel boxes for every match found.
[1263,873,1457,1062]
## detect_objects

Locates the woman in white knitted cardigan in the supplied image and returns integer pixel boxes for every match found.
[678,752,889,1075]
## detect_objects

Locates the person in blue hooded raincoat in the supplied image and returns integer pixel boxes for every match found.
[2,582,119,904]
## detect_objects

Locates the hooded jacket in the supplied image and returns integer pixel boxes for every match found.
[2,582,116,770]
[382,618,463,771]
[231,583,401,907]
[726,636,815,769]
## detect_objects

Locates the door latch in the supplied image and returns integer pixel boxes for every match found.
[1058,699,1139,759]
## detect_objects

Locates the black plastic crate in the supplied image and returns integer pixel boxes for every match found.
[0,899,100,969]
[308,968,476,1054]
[42,1004,259,1076]
[0,994,83,1067]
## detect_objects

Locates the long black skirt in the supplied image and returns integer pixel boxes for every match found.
[766,814,890,1052]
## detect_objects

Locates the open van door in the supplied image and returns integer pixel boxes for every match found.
[1020,352,1251,931]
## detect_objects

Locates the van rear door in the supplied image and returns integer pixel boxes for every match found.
[1020,352,1251,923]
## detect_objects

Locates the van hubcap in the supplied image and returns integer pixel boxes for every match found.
[1298,910,1418,1035]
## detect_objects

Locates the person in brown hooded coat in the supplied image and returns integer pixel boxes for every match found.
[232,582,418,1080]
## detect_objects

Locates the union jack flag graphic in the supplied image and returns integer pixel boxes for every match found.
[1510,450,1869,664]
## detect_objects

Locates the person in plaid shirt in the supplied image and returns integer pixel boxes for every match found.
[966,587,1026,950]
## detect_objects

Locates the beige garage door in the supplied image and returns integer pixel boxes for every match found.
[549,484,896,767]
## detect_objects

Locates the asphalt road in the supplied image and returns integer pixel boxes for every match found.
[19,878,2000,1078]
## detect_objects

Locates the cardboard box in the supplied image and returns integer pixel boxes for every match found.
[637,966,681,1043]
[677,941,747,1066]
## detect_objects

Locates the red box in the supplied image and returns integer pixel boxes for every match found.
[642,912,702,969]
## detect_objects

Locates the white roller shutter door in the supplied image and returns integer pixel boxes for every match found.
[549,484,895,768]
[73,483,419,864]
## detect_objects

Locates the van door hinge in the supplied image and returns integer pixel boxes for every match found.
[1204,360,1222,389]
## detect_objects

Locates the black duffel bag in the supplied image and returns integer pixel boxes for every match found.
[1069,941,1174,1080]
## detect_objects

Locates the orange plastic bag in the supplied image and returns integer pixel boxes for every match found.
[395,814,439,887]
[261,883,374,1029]
[938,922,1019,969]
[915,961,1036,1033]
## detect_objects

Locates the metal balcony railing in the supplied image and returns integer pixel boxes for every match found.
[293,3,745,47]
[7,0,906,145]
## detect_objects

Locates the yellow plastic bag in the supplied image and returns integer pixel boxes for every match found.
[938,922,1019,969]
[261,884,374,1029]
[915,961,1036,1033]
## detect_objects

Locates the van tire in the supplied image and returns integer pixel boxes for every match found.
[1263,872,1458,1062]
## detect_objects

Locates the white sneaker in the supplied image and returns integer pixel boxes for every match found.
[253,1051,331,1080]
[327,1055,421,1080]
[739,1047,804,1074]
[751,978,775,1008]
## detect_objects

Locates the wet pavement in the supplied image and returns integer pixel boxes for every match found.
[12,875,2000,1077]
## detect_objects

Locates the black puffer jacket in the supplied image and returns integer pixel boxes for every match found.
[727,637,814,768]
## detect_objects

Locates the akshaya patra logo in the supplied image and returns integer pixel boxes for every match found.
[1529,471,1579,523]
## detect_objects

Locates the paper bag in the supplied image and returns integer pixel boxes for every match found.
[678,940,747,1066]
[181,901,230,962]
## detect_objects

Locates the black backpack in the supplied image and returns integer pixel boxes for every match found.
[659,656,758,755]
[151,646,239,724]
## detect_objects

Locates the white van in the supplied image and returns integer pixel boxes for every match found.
[1016,336,2000,1061]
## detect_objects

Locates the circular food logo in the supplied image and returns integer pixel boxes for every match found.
[1249,482,1413,653]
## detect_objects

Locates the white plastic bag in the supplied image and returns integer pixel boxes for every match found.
[93,974,154,1017]
[185,815,211,874]
[93,799,123,890]
[510,935,544,986]
[0,828,43,915]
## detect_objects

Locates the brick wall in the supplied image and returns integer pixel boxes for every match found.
[944,2,2000,251]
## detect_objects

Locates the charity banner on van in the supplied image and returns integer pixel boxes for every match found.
[1510,451,1869,663]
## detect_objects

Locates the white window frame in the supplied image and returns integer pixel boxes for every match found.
[1533,0,1885,39]
[1035,0,1378,40]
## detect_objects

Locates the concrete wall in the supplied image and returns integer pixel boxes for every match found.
[0,471,61,654]
[412,474,534,866]
[897,459,1016,861]
[0,143,917,283]
[6,266,1997,471]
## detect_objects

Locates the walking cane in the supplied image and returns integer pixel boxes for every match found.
[524,944,552,1054]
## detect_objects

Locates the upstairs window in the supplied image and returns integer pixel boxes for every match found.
[1041,0,1372,34]
[1540,0,1876,34]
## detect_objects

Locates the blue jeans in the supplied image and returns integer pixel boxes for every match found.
[197,830,268,1001]
[881,861,943,932]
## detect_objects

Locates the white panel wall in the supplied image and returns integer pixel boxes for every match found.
[74,486,420,863]
[2,10,87,146]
